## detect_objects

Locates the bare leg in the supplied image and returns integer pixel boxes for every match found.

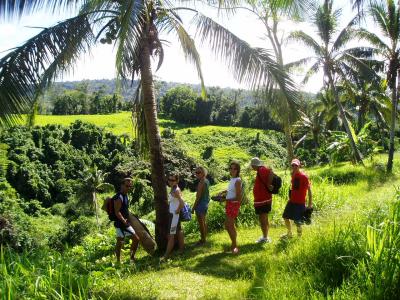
[258,213,269,238]
[296,224,302,237]
[130,234,140,260]
[284,219,293,237]
[196,213,207,243]
[163,235,175,258]
[224,217,237,250]
[115,237,124,263]
[177,230,184,252]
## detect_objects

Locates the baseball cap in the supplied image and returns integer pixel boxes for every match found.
[291,159,301,166]
[250,157,264,167]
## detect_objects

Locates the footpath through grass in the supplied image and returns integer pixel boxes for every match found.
[89,154,400,299]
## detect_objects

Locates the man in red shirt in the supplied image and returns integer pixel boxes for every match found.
[282,159,313,238]
[251,157,273,243]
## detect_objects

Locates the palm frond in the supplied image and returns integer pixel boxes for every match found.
[285,56,314,72]
[192,13,296,96]
[302,61,320,84]
[287,30,322,57]
[267,0,316,18]
[115,0,145,82]
[160,10,206,98]
[369,1,393,39]
[0,13,94,127]
[354,28,390,55]
[0,0,82,20]
[332,15,359,52]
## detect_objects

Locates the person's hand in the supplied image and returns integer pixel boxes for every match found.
[268,185,274,191]
[175,209,180,214]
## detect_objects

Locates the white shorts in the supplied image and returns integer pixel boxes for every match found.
[116,226,136,238]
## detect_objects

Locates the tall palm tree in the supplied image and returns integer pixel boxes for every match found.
[238,1,299,161]
[287,0,365,163]
[0,0,295,249]
[355,0,400,172]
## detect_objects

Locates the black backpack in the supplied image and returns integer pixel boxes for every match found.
[270,173,282,194]
[257,170,282,195]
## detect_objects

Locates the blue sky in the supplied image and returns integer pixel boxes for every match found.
[0,1,359,93]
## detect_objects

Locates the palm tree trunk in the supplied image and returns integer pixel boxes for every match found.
[140,37,169,251]
[93,191,99,229]
[284,121,294,161]
[387,69,399,172]
[327,71,364,164]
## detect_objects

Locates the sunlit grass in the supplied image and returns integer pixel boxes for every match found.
[5,114,400,299]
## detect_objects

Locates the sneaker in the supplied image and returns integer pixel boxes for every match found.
[280,233,293,239]
[256,237,272,243]
[231,247,239,255]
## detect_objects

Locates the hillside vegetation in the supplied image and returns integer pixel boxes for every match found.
[0,115,399,299]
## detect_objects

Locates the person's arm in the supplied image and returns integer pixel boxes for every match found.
[266,169,274,191]
[173,189,185,214]
[192,179,205,211]
[234,179,242,203]
[307,186,313,208]
[114,198,129,226]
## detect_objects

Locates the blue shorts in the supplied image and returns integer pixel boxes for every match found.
[282,202,306,225]
[194,201,209,215]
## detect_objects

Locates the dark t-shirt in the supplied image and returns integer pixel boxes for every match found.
[114,192,129,228]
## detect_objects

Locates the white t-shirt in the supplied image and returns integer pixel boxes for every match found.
[226,177,241,201]
[169,188,181,214]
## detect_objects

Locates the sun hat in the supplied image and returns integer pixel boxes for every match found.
[250,157,264,167]
[291,158,301,166]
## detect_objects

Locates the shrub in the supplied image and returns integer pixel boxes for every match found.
[0,196,36,251]
[354,193,400,299]
[49,216,95,251]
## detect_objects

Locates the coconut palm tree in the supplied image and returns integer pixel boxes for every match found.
[355,0,400,172]
[287,0,366,163]
[0,0,296,249]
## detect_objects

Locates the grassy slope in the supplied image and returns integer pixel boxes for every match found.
[30,114,399,299]
[90,157,400,300]
[34,113,283,168]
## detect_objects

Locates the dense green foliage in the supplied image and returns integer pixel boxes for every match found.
[52,85,129,115]
[159,85,280,130]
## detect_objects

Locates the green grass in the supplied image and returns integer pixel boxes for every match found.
[87,154,400,299]
[4,114,399,299]
[33,112,135,137]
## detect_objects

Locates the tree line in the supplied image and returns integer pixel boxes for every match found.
[50,83,130,115]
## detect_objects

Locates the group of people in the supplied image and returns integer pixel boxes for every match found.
[112,157,312,263]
